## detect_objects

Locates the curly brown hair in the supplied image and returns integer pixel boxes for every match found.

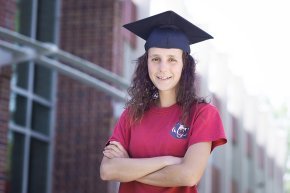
[126,51,207,125]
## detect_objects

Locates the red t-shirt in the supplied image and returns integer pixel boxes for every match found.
[108,103,227,193]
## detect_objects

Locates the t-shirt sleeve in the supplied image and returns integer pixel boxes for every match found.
[188,104,227,152]
[106,109,130,151]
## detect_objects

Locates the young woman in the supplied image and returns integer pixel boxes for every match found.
[100,11,227,193]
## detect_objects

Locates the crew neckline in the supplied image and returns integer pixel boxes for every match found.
[150,103,179,114]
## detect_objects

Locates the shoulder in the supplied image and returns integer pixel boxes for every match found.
[116,108,131,126]
[120,108,130,117]
[189,103,222,125]
[191,103,219,116]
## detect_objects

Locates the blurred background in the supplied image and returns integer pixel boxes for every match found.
[0,0,289,193]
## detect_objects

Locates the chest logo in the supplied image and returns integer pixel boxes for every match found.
[171,123,189,139]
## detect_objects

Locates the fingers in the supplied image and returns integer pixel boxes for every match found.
[103,145,121,158]
[103,145,127,159]
[104,142,120,153]
[103,145,120,158]
[109,141,127,152]
[109,141,129,157]
[103,149,115,159]
[103,141,129,159]
[103,148,119,159]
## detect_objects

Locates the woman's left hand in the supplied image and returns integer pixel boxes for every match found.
[103,141,129,159]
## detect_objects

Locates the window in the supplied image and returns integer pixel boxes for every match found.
[14,62,29,89]
[33,65,53,100]
[31,101,51,135]
[10,93,27,127]
[28,138,49,193]
[6,132,25,193]
[6,0,59,193]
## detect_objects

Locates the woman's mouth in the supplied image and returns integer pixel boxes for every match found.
[157,76,172,80]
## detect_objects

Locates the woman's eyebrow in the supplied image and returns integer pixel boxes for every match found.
[148,54,160,58]
[149,54,178,58]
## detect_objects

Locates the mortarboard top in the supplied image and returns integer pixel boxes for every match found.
[123,10,213,53]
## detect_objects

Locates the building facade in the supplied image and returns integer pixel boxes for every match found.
[0,0,135,193]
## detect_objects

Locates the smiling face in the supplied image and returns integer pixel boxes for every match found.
[148,48,183,97]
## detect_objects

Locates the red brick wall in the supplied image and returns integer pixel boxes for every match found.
[53,1,128,193]
[0,0,16,193]
[0,0,16,29]
[0,67,12,193]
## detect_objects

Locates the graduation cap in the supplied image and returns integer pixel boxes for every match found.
[123,10,213,53]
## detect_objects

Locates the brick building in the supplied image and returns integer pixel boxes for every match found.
[0,0,135,193]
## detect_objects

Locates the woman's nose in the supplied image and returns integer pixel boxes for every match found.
[158,60,168,72]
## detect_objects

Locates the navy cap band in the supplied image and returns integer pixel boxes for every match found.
[144,26,190,53]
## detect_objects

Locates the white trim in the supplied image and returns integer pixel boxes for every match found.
[55,50,130,89]
[0,27,130,91]
[21,130,30,193]
[21,0,38,190]
[47,68,57,193]
[47,0,61,191]
[1,39,128,100]
[9,123,50,142]
[36,56,128,101]
[12,86,53,107]
[0,41,37,66]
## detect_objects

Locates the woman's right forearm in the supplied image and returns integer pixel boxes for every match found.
[100,156,181,182]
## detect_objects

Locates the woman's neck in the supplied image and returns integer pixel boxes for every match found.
[158,91,177,107]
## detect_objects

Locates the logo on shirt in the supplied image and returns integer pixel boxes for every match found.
[171,123,189,139]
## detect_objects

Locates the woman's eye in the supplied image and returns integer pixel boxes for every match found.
[152,58,159,62]
[169,58,176,62]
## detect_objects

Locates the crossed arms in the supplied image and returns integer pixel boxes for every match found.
[100,141,211,187]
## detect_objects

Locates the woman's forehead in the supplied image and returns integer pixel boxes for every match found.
[148,47,183,56]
